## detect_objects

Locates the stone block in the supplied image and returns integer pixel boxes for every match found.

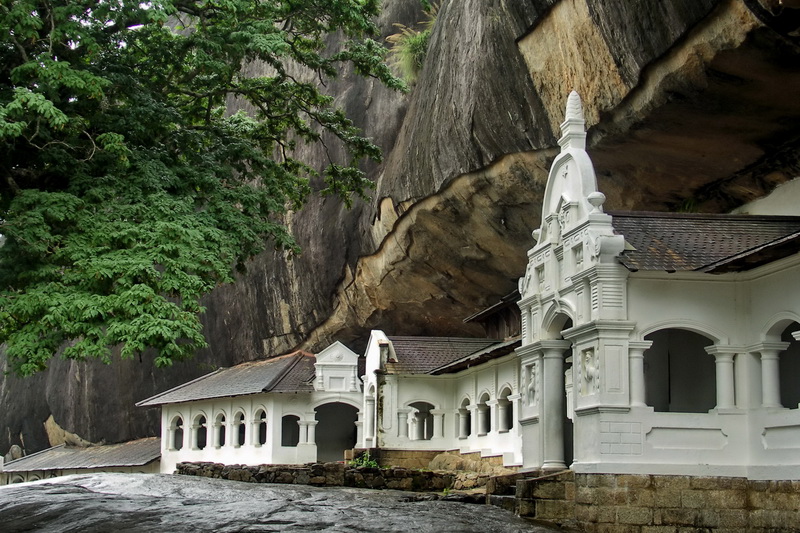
[565,481,576,501]
[533,480,566,499]
[750,509,787,529]
[654,488,681,507]
[516,479,535,498]
[618,474,652,489]
[517,499,536,517]
[598,474,618,487]
[626,488,655,506]
[576,486,594,504]
[689,476,726,489]
[617,506,654,525]
[707,489,746,509]
[596,524,639,533]
[653,476,690,490]
[642,527,678,533]
[487,494,516,512]
[697,509,719,528]
[596,506,617,524]
[718,509,747,528]
[660,508,701,526]
[575,503,598,522]
[535,499,575,520]
[680,489,707,508]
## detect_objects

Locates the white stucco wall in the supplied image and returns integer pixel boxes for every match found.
[159,389,363,473]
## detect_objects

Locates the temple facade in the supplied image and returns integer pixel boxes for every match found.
[515,92,800,480]
[137,93,800,480]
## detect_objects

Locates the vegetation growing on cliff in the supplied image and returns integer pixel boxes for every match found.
[0,0,403,376]
[386,3,438,83]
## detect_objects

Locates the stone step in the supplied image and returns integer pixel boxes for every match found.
[487,494,517,512]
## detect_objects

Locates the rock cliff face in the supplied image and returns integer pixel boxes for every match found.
[2,0,800,455]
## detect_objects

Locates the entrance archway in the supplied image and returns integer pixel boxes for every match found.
[315,402,358,462]
[644,328,715,413]
[780,323,800,409]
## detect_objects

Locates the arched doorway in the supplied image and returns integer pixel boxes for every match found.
[315,402,358,462]
[644,329,716,413]
[779,323,800,409]
[409,401,435,440]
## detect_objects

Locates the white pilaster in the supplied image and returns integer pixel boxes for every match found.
[629,341,652,407]
[755,342,790,408]
[541,340,571,472]
[706,346,737,410]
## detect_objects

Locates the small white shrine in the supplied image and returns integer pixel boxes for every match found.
[137,342,365,474]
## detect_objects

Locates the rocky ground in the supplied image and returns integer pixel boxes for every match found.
[0,473,562,532]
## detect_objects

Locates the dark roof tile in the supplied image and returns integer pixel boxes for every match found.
[609,211,800,273]
[136,351,315,406]
[386,337,502,374]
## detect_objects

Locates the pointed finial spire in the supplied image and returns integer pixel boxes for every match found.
[558,90,586,151]
[565,90,583,121]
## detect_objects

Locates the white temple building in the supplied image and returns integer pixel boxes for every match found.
[138,92,800,480]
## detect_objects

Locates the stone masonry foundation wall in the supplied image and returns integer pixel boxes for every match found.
[176,461,455,492]
[514,472,800,533]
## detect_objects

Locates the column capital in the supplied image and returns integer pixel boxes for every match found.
[746,341,790,355]
[429,409,446,415]
[629,340,653,352]
[306,420,319,427]
[705,344,744,356]
[486,400,499,407]
[539,339,572,356]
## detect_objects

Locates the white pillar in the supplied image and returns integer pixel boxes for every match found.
[365,397,376,440]
[629,341,652,407]
[430,409,445,439]
[476,404,489,436]
[396,409,411,439]
[307,421,318,445]
[414,411,426,440]
[497,401,510,433]
[298,421,309,445]
[756,342,789,408]
[457,408,470,439]
[487,400,499,433]
[706,346,737,410]
[229,420,238,448]
[190,422,200,450]
[541,340,571,472]
[469,405,479,436]
[508,394,521,431]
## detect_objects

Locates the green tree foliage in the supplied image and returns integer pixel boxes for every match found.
[0,0,403,376]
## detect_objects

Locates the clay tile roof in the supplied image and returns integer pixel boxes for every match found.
[1,437,160,472]
[609,211,800,273]
[136,351,316,406]
[385,337,503,375]
[429,337,521,375]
